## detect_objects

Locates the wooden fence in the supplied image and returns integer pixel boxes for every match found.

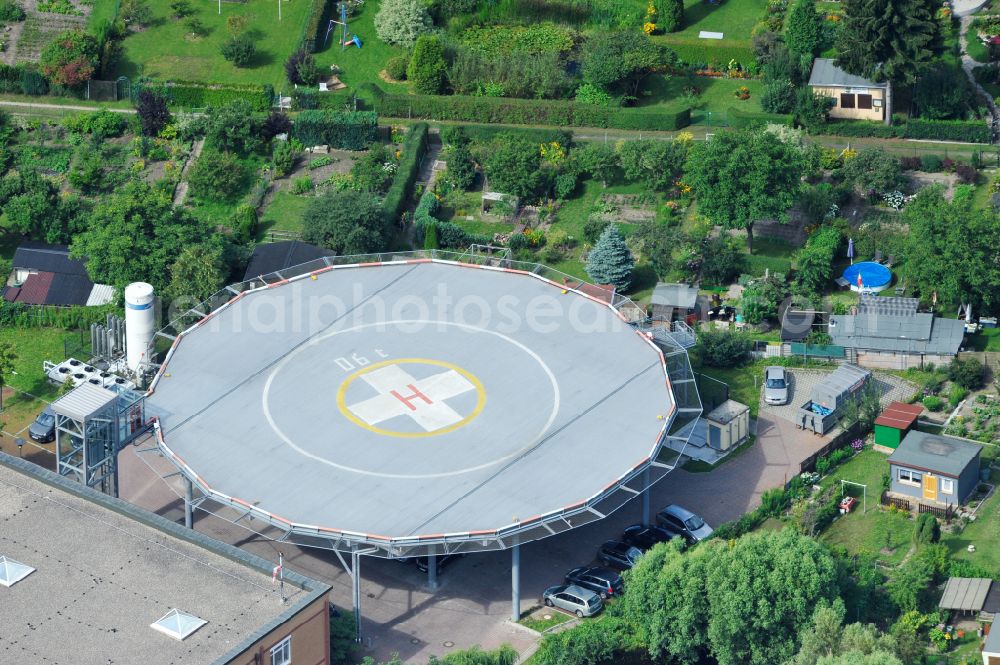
[880,492,911,512]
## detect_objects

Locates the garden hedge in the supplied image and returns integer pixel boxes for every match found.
[0,301,118,329]
[291,110,379,149]
[727,106,793,128]
[356,84,691,131]
[381,122,429,225]
[298,0,332,53]
[457,124,572,145]
[141,80,274,110]
[819,118,992,143]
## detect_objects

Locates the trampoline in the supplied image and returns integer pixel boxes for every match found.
[147,257,698,558]
[843,261,892,293]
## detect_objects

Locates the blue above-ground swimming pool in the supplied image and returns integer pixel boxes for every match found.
[843,261,893,293]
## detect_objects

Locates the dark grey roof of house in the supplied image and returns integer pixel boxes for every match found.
[808,58,886,89]
[11,242,88,276]
[828,313,965,355]
[888,430,982,477]
[857,294,919,317]
[242,241,334,281]
[780,309,818,342]
[650,283,698,309]
[45,272,96,306]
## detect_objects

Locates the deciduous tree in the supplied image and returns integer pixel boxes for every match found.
[40,29,100,87]
[301,189,390,255]
[684,127,808,253]
[583,31,673,97]
[375,0,432,47]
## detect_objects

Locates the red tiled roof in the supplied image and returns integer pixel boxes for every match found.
[875,401,923,430]
[5,271,54,305]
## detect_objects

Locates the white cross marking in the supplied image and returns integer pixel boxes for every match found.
[347,365,476,432]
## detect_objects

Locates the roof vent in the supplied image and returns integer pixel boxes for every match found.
[150,609,207,640]
[0,556,36,587]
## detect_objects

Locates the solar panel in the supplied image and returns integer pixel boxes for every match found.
[858,294,919,317]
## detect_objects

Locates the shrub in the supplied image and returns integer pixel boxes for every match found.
[143,81,273,110]
[136,90,171,137]
[375,0,432,47]
[188,151,247,200]
[292,176,313,194]
[955,163,978,184]
[913,513,940,545]
[949,357,985,389]
[661,0,683,32]
[575,83,615,106]
[697,329,753,367]
[230,204,257,243]
[760,487,790,517]
[271,140,296,177]
[385,55,408,81]
[63,109,127,138]
[920,154,943,172]
[949,385,968,407]
[761,79,796,114]
[899,156,921,170]
[785,0,823,56]
[0,1,26,21]
[407,36,447,94]
[40,29,99,87]
[285,49,322,85]
[261,111,293,140]
[221,36,256,67]
[904,118,991,143]
[922,395,944,412]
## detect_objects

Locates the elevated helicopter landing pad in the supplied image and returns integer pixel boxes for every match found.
[148,259,678,554]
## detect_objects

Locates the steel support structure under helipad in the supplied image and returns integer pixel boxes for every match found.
[138,249,702,636]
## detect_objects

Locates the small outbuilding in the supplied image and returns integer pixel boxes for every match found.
[704,400,750,452]
[807,58,888,122]
[985,621,1000,665]
[939,577,1000,619]
[796,363,871,435]
[887,430,982,507]
[874,401,924,450]
[650,282,699,323]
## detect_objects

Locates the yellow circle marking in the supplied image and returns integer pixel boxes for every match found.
[336,358,486,438]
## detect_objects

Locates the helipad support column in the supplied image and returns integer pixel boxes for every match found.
[427,554,438,590]
[642,467,651,526]
[511,543,520,623]
[352,550,362,643]
[184,478,193,529]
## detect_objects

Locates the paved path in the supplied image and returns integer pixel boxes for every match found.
[0,100,136,114]
[172,137,206,206]
[960,14,1000,141]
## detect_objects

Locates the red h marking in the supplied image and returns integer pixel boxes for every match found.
[390,384,433,411]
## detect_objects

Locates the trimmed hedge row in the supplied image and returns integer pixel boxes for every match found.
[413,192,491,248]
[291,110,378,149]
[357,84,691,131]
[820,118,992,143]
[298,0,331,53]
[456,124,572,145]
[381,122,429,225]
[903,118,993,143]
[727,106,793,128]
[140,81,274,110]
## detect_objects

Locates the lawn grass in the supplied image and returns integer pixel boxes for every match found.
[259,190,313,238]
[968,327,1000,352]
[743,237,795,277]
[0,327,73,398]
[310,0,409,95]
[943,469,1000,575]
[966,34,990,64]
[696,359,765,417]
[113,0,313,88]
[654,0,765,55]
[638,74,764,124]
[519,610,574,633]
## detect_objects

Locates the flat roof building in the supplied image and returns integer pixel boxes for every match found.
[0,451,331,665]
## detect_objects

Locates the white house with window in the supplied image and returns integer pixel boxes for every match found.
[887,430,982,509]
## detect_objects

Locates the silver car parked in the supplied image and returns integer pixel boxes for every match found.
[764,366,789,405]
[542,584,603,617]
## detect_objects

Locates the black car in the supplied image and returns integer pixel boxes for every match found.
[565,566,624,599]
[28,407,55,443]
[596,540,643,570]
[622,524,674,551]
[414,553,465,574]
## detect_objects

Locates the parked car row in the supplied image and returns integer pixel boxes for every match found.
[542,505,714,619]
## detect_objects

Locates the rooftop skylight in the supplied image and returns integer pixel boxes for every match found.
[150,608,207,641]
[0,555,35,587]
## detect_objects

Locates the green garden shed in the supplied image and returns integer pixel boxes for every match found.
[873,401,923,449]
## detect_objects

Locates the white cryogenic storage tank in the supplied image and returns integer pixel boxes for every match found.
[124,282,155,372]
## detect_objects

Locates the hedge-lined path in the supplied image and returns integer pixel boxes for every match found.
[960,15,1000,143]
[173,137,206,206]
[0,100,136,114]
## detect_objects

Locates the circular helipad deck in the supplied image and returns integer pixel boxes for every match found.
[149,260,676,554]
